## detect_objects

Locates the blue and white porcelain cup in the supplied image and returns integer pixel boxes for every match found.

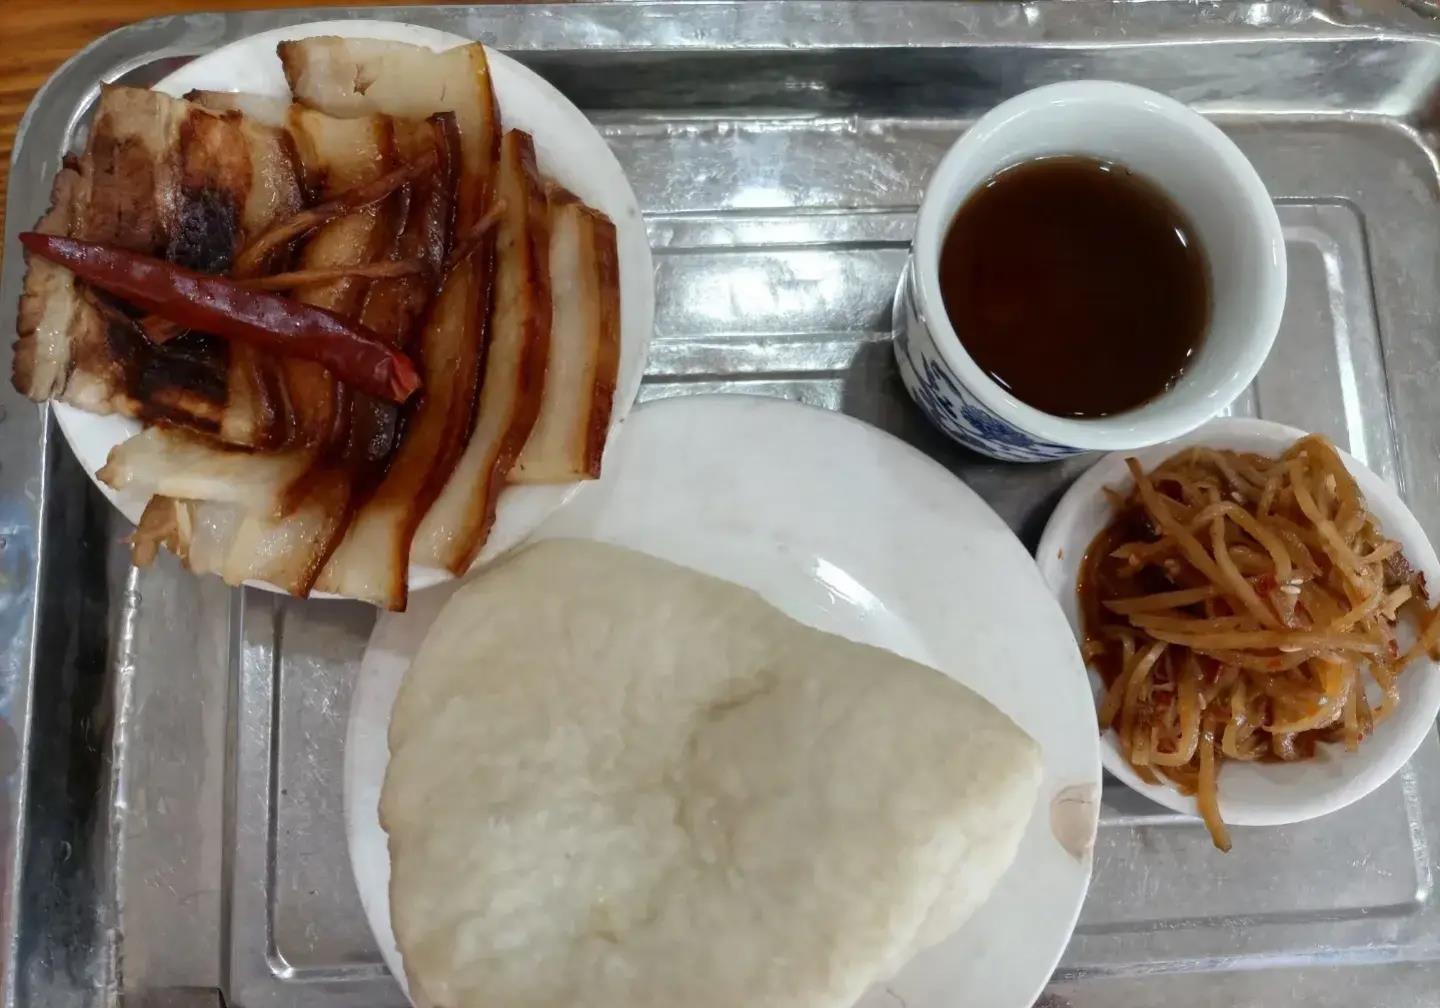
[894,80,1287,462]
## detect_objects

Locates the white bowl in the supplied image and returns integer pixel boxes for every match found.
[1035,417,1440,826]
[896,81,1287,461]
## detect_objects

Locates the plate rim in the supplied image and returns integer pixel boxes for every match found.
[50,17,655,599]
[344,393,1101,1008]
[1035,415,1440,826]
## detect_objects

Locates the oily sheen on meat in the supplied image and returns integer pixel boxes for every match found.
[381,539,1041,1008]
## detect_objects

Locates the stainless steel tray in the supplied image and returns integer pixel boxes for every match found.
[6,3,1440,1006]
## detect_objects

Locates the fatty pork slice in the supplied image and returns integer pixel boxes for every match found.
[412,129,551,576]
[278,36,501,232]
[185,88,304,447]
[315,119,485,609]
[126,105,412,594]
[129,496,242,578]
[211,107,410,595]
[13,85,302,446]
[352,114,459,353]
[268,105,405,445]
[124,107,454,597]
[185,90,289,126]
[281,39,510,602]
[99,427,310,511]
[314,251,484,608]
[511,186,621,484]
[219,107,306,448]
[186,90,443,348]
[15,165,82,402]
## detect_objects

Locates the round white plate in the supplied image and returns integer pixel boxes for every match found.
[56,19,654,595]
[1036,417,1440,826]
[345,394,1100,1008]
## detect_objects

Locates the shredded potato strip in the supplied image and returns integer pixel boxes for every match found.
[1150,655,1202,767]
[1197,730,1232,852]
[1128,458,1280,628]
[1104,586,1219,615]
[1288,457,1371,597]
[1079,436,1439,851]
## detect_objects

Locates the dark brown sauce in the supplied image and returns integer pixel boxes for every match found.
[938,156,1210,419]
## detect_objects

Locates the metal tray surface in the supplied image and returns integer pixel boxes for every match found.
[5,3,1440,1007]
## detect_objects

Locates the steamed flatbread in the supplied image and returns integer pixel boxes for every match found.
[382,539,1041,1008]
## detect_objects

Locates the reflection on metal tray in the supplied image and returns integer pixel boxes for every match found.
[5,3,1440,1007]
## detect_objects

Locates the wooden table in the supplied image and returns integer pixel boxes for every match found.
[0,0,421,238]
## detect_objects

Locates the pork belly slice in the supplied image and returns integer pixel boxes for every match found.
[315,250,484,607]
[314,118,477,609]
[270,106,406,446]
[280,40,510,600]
[278,36,500,232]
[511,187,621,484]
[15,166,83,401]
[353,115,457,352]
[12,86,302,446]
[99,427,310,511]
[129,495,246,585]
[124,109,456,598]
[185,90,289,126]
[131,105,413,596]
[130,497,242,578]
[208,96,304,447]
[413,130,551,575]
[206,107,411,596]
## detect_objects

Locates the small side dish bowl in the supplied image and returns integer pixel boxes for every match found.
[1036,417,1440,827]
[895,81,1287,462]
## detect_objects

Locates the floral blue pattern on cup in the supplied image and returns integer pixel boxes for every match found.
[894,82,1286,463]
[893,268,1082,463]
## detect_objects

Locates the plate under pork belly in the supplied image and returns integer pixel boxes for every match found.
[13,37,625,608]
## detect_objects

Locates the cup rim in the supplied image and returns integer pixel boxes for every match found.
[911,79,1288,452]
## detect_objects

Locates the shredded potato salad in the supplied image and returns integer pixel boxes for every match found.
[1079,436,1440,850]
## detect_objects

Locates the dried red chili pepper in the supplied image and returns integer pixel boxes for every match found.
[20,232,421,404]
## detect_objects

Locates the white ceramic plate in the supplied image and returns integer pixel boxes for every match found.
[54,19,654,595]
[345,394,1100,1008]
[1036,417,1440,826]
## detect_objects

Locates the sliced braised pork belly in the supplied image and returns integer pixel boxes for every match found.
[281,36,505,602]
[13,86,302,446]
[413,129,550,575]
[313,117,475,609]
[278,37,501,232]
[121,102,426,595]
[16,166,83,402]
[185,90,290,127]
[511,186,621,484]
[202,106,411,595]
[27,41,628,607]
[99,426,310,510]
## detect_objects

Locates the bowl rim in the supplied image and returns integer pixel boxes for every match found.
[1035,417,1440,826]
[912,80,1288,451]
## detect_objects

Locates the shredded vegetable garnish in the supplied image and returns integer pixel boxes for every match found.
[1079,435,1440,851]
